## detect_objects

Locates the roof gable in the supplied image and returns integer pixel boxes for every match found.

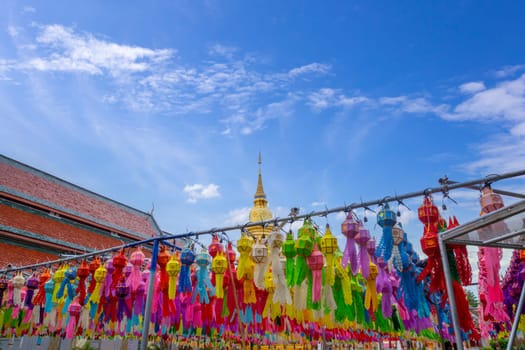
[0,155,159,238]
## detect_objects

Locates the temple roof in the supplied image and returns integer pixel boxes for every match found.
[0,154,160,239]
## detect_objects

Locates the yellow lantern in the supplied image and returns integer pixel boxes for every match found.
[212,251,228,298]
[167,253,181,299]
[320,224,339,286]
[236,233,254,280]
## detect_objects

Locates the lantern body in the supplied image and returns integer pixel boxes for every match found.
[196,251,211,267]
[89,258,101,274]
[418,197,439,225]
[356,224,370,245]
[369,263,379,279]
[27,275,39,290]
[212,253,228,274]
[307,246,324,271]
[392,224,404,245]
[181,248,196,266]
[520,250,525,262]
[377,204,396,228]
[94,266,107,282]
[208,235,223,258]
[12,274,25,289]
[341,212,360,239]
[271,231,284,250]
[296,234,314,257]
[65,267,77,281]
[167,255,181,276]
[157,246,170,267]
[237,235,254,255]
[320,226,338,254]
[113,250,128,270]
[77,261,90,279]
[420,233,439,257]
[130,248,145,267]
[69,300,82,316]
[298,219,316,241]
[252,241,268,264]
[480,186,504,213]
[115,278,129,298]
[282,231,296,258]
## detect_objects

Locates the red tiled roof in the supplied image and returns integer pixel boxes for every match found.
[0,156,158,238]
[0,204,125,251]
[0,242,59,268]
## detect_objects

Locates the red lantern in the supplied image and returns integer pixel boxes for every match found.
[208,235,223,258]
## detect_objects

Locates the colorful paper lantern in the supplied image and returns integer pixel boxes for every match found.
[212,251,227,299]
[341,211,360,274]
[167,253,181,300]
[356,222,371,278]
[294,219,315,286]
[282,230,296,287]
[376,203,397,261]
[320,224,338,286]
[307,244,324,303]
[208,234,223,258]
[253,238,269,289]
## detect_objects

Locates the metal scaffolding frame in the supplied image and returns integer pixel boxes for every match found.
[439,199,525,350]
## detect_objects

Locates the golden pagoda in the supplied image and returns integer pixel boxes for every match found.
[247,153,273,240]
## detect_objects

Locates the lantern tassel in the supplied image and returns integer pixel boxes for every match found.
[270,242,291,305]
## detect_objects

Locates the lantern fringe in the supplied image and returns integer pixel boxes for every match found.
[254,258,270,290]
[271,246,291,305]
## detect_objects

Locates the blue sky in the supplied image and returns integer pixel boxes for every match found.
[1,1,525,275]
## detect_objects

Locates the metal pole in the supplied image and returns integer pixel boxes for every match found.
[140,239,159,350]
[506,278,525,350]
[437,235,463,350]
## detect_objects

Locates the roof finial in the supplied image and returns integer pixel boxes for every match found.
[255,152,266,199]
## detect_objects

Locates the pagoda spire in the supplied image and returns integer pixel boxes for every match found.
[248,152,273,239]
[255,152,266,199]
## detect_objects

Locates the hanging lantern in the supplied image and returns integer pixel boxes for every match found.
[236,233,254,280]
[111,249,128,290]
[212,251,228,299]
[0,275,7,306]
[167,253,181,300]
[294,219,315,286]
[227,241,237,263]
[66,300,82,339]
[320,224,338,286]
[12,273,26,306]
[269,227,291,305]
[88,264,107,304]
[391,223,404,272]
[76,260,90,306]
[208,234,223,258]
[306,244,324,303]
[480,185,504,214]
[364,262,378,313]
[341,211,360,274]
[252,239,268,264]
[115,276,131,322]
[24,274,39,310]
[253,238,269,289]
[356,221,371,278]
[282,230,296,287]
[193,249,215,304]
[376,203,397,261]
[87,257,101,294]
[179,244,195,294]
[417,196,443,292]
[129,247,145,293]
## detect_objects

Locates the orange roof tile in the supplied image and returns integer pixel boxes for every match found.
[0,156,159,238]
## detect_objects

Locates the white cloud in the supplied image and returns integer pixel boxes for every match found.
[459,81,486,94]
[223,207,251,226]
[7,26,20,38]
[494,64,525,78]
[22,24,173,76]
[288,63,331,78]
[379,95,449,116]
[208,44,238,59]
[184,183,221,203]
[311,201,326,207]
[22,6,36,13]
[448,74,525,122]
[397,205,417,227]
[308,88,368,111]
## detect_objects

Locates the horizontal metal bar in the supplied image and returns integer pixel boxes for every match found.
[441,200,525,241]
[446,238,525,250]
[483,228,525,245]
[445,180,525,199]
